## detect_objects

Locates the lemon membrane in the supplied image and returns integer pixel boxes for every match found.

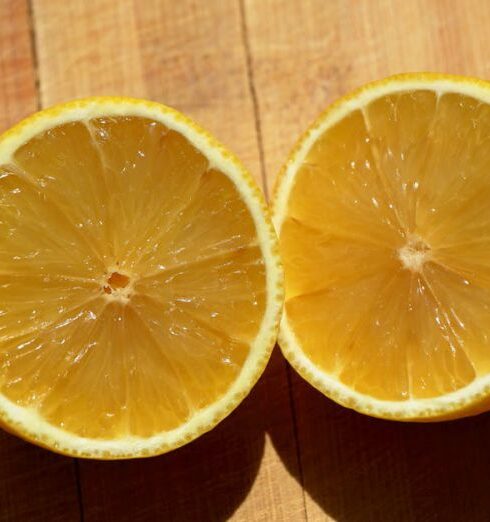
[274,74,490,420]
[0,98,282,457]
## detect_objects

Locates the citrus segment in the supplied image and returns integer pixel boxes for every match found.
[0,98,282,456]
[274,74,490,420]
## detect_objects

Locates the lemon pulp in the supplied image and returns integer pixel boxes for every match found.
[0,116,266,439]
[281,89,490,402]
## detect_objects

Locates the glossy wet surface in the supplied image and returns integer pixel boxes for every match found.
[282,91,490,400]
[0,116,266,438]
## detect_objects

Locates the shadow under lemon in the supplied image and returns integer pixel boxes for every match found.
[270,365,490,522]
[0,429,80,521]
[0,388,264,522]
[0,347,294,522]
[77,348,291,522]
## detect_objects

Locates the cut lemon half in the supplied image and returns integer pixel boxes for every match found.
[273,73,490,421]
[0,97,282,458]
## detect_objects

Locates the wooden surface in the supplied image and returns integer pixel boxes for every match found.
[2,1,490,520]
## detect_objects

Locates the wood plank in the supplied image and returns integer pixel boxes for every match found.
[0,0,38,132]
[32,1,305,520]
[33,0,262,180]
[77,352,302,522]
[0,431,81,522]
[287,375,490,522]
[245,0,490,194]
[0,2,81,521]
[244,0,490,520]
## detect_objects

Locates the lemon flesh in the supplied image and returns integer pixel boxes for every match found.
[0,103,281,453]
[276,77,490,417]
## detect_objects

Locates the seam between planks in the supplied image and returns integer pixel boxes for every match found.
[286,362,308,521]
[26,0,41,111]
[238,0,269,200]
[27,2,84,520]
[238,1,308,519]
[74,460,85,522]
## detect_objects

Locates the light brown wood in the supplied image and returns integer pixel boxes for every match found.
[0,3,81,521]
[0,1,38,132]
[31,1,305,520]
[33,0,263,180]
[244,0,490,520]
[4,0,490,519]
[245,0,490,194]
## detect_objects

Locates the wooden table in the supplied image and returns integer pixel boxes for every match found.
[2,1,490,520]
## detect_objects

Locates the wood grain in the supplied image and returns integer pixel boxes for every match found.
[277,373,490,522]
[0,2,81,522]
[0,430,81,522]
[31,1,304,520]
[244,0,490,194]
[0,0,38,132]
[244,0,490,520]
[78,352,304,522]
[33,0,262,180]
[4,0,490,520]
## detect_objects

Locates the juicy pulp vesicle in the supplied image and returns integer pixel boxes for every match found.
[281,90,490,401]
[0,116,266,438]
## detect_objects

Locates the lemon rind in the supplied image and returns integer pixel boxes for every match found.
[273,73,490,421]
[0,97,283,458]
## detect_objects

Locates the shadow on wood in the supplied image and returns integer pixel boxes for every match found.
[77,351,291,522]
[0,430,80,522]
[270,367,490,522]
[79,398,263,522]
